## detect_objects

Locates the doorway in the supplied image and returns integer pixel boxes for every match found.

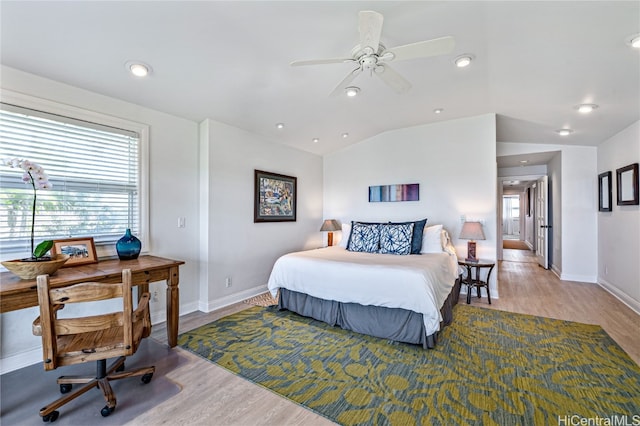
[502,195,521,240]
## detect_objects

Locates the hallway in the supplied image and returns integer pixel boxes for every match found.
[502,246,537,263]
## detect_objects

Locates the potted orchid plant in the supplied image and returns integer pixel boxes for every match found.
[2,158,55,261]
[1,158,70,279]
[3,158,53,262]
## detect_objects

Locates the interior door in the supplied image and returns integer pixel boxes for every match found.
[535,176,549,269]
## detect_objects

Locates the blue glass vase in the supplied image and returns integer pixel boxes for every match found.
[116,228,141,260]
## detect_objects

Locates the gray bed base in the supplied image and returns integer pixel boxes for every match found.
[277,278,460,349]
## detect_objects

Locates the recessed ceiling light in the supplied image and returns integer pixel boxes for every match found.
[275,123,285,129]
[341,133,349,138]
[556,129,573,136]
[628,34,640,48]
[345,86,360,97]
[576,104,598,114]
[312,138,320,143]
[519,160,529,164]
[125,61,151,77]
[454,54,474,68]
[433,108,444,114]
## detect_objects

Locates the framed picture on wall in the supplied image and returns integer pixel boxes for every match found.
[598,171,612,212]
[254,170,297,222]
[616,163,639,206]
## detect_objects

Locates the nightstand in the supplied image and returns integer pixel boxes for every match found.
[458,259,495,304]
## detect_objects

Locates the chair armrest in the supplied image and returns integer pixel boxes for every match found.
[32,316,42,336]
[133,293,151,323]
[32,304,65,336]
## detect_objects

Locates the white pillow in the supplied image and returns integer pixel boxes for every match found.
[338,223,351,248]
[421,224,443,253]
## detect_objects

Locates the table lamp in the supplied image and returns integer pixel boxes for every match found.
[459,221,485,262]
[320,219,340,246]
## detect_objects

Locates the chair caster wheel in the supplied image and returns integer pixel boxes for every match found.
[100,406,114,417]
[42,411,59,422]
[59,384,72,394]
[141,372,153,384]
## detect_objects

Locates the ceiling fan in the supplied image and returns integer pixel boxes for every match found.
[290,10,455,96]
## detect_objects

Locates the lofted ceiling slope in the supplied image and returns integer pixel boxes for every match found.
[1,1,638,156]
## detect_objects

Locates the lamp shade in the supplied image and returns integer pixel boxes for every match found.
[459,221,485,240]
[320,219,340,232]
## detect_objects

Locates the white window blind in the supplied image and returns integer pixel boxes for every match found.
[0,102,142,253]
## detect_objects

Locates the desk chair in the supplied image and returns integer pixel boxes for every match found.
[32,269,155,422]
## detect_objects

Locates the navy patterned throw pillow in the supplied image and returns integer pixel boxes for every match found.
[379,223,415,255]
[347,222,381,253]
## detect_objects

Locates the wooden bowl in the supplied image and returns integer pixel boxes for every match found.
[1,254,70,280]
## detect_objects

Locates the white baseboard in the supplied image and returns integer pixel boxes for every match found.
[559,272,597,283]
[0,347,42,375]
[597,278,640,315]
[150,300,200,325]
[200,285,268,313]
[459,287,499,299]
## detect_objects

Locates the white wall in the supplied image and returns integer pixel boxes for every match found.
[0,66,201,372]
[497,143,596,282]
[324,114,498,293]
[597,121,640,312]
[199,119,323,311]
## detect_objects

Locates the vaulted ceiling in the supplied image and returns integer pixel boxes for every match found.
[1,1,638,158]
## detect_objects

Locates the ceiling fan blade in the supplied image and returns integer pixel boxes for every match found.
[329,67,362,97]
[358,10,383,53]
[374,64,412,94]
[290,58,355,67]
[385,36,455,62]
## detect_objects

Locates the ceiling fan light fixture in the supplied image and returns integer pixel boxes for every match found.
[556,128,573,136]
[345,86,360,97]
[576,104,598,114]
[454,54,473,68]
[125,61,151,77]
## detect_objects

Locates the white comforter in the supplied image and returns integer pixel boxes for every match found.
[267,246,459,335]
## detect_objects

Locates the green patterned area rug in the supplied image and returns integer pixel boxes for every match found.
[178,305,640,425]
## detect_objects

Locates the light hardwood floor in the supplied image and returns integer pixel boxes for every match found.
[129,249,640,425]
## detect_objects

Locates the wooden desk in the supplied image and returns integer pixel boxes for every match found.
[0,255,185,347]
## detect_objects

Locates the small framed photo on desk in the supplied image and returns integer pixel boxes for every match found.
[51,237,98,267]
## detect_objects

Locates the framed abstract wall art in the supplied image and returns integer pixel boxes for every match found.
[369,183,419,202]
[254,170,297,222]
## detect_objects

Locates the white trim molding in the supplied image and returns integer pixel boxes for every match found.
[200,285,269,313]
[598,278,640,315]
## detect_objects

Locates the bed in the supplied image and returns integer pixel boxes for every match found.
[267,222,460,348]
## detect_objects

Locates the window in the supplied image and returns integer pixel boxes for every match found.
[0,94,148,258]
